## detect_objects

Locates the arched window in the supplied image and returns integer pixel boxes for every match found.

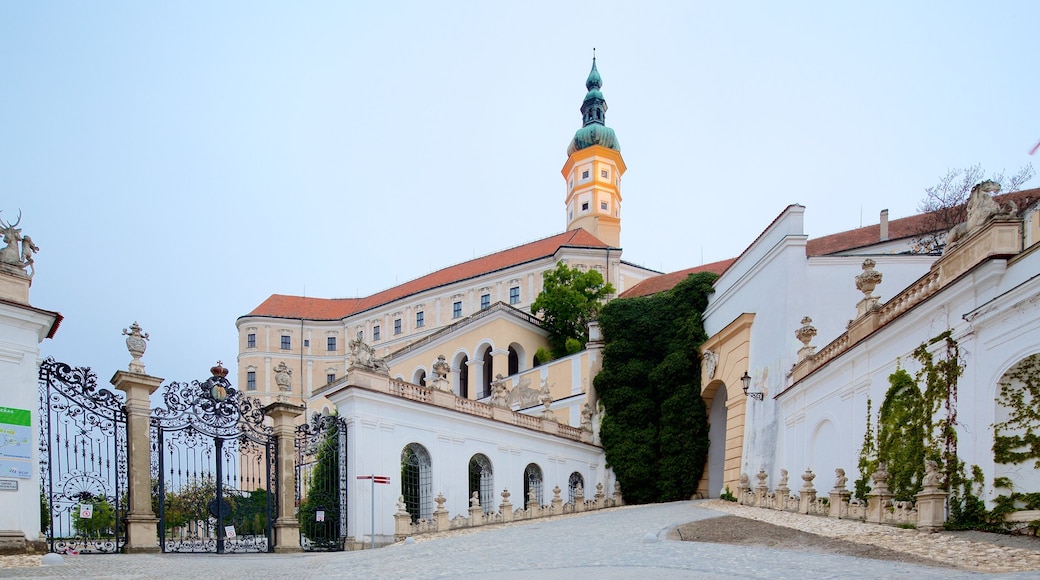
[468,454,494,515]
[401,443,432,523]
[457,356,469,398]
[508,347,519,376]
[523,463,543,507]
[568,472,585,505]
[481,348,493,398]
[414,369,426,387]
[533,353,542,368]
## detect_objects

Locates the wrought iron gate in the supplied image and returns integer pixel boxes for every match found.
[38,358,128,554]
[150,364,275,553]
[295,413,347,551]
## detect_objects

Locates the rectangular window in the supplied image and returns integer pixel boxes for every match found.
[394,318,402,335]
[601,201,608,210]
[327,336,336,351]
[280,336,291,350]
[246,371,256,391]
[373,325,381,341]
[453,301,462,318]
[601,169,608,179]
[304,339,310,348]
[581,202,589,211]
[327,373,336,384]
[581,170,589,179]
[480,293,490,309]
[246,333,256,348]
[509,286,520,305]
[416,311,424,328]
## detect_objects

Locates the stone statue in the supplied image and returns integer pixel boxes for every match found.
[527,488,537,504]
[396,495,407,513]
[122,321,150,374]
[922,459,940,488]
[855,259,883,299]
[539,379,554,418]
[470,491,480,508]
[702,349,718,380]
[574,483,583,498]
[348,335,390,374]
[834,468,847,490]
[580,403,593,431]
[507,376,539,408]
[945,180,1004,250]
[432,354,450,380]
[0,209,39,280]
[490,377,509,407]
[801,468,816,490]
[778,468,789,487]
[739,472,749,486]
[273,361,292,391]
[755,468,768,488]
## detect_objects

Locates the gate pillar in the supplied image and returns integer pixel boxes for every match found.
[111,370,163,554]
[266,401,305,553]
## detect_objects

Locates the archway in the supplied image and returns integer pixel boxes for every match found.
[401,443,432,522]
[468,454,494,514]
[706,381,728,497]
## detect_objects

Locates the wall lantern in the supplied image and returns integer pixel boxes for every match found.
[741,370,763,401]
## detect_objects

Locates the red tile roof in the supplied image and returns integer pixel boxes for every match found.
[245,229,613,321]
[619,259,735,298]
[617,187,1040,298]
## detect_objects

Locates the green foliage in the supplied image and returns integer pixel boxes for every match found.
[991,354,1040,525]
[40,490,50,534]
[854,398,876,500]
[720,486,737,502]
[877,368,927,501]
[912,330,963,489]
[300,421,342,543]
[72,496,116,538]
[531,262,615,358]
[534,347,554,366]
[595,272,715,504]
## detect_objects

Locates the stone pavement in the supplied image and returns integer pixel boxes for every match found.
[2,500,1039,579]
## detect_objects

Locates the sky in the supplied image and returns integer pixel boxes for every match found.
[2,1,1038,386]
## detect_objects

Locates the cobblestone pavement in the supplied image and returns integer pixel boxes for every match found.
[3,501,1039,579]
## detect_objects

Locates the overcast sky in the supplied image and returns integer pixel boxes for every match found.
[3,1,1037,385]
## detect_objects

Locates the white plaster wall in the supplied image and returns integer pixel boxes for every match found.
[328,387,609,542]
[778,249,1040,502]
[0,303,56,542]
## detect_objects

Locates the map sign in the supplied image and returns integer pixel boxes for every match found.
[0,406,32,479]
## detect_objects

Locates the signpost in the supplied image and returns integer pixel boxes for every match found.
[356,475,390,549]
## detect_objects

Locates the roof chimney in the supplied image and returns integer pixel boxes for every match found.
[879,209,889,241]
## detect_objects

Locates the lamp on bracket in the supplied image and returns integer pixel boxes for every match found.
[740,370,763,401]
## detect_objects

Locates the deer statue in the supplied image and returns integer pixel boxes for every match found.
[0,210,24,267]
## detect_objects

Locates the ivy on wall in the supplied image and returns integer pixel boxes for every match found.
[991,354,1040,519]
[878,368,927,501]
[594,272,715,504]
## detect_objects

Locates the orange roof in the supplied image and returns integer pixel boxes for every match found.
[807,188,1038,256]
[619,259,735,298]
[245,229,613,320]
[618,187,1040,298]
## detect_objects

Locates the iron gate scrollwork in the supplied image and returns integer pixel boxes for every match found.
[38,358,128,554]
[295,412,347,551]
[150,363,275,553]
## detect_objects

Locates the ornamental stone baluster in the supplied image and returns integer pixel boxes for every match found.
[500,488,513,523]
[574,483,586,513]
[551,485,563,512]
[468,492,483,525]
[795,317,817,362]
[915,460,948,532]
[754,468,769,507]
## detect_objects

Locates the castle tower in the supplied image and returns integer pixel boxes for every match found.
[561,55,626,248]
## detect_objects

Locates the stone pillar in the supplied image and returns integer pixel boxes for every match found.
[499,489,513,522]
[612,481,623,507]
[434,493,449,532]
[393,497,412,541]
[829,468,851,519]
[594,482,605,509]
[466,359,481,400]
[798,469,817,514]
[866,463,892,524]
[916,468,948,533]
[264,401,305,553]
[754,469,768,507]
[111,370,164,553]
[736,473,750,506]
[774,484,791,511]
[468,493,483,526]
[574,486,586,512]
[551,485,563,513]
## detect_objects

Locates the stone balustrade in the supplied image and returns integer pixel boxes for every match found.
[735,466,946,531]
[394,482,624,540]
